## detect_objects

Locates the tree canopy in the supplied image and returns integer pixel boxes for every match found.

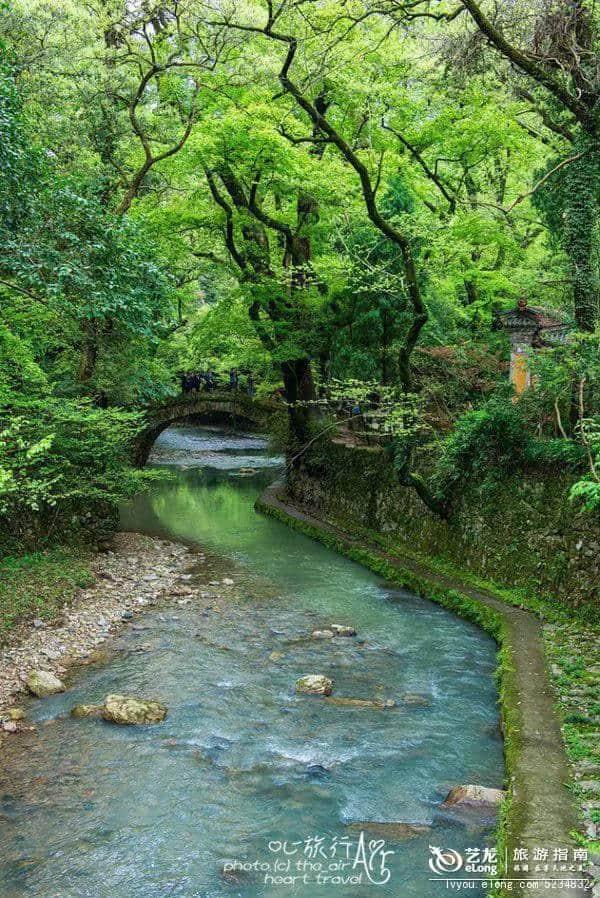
[2,0,600,516]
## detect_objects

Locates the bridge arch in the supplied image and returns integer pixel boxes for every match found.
[132,393,279,465]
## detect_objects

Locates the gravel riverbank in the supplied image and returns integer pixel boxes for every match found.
[0,532,206,729]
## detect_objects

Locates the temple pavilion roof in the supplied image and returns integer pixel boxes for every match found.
[495,300,570,347]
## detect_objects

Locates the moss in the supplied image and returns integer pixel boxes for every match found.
[0,549,94,641]
[339,521,595,625]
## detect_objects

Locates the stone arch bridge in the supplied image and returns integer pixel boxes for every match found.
[132,392,281,465]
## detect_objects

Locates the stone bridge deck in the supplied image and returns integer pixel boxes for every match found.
[132,392,281,464]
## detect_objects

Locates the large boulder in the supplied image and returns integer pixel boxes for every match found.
[71,704,102,719]
[26,670,65,698]
[100,694,168,725]
[312,629,334,640]
[295,675,334,696]
[442,784,506,810]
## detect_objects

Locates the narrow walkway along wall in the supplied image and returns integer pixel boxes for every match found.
[256,483,587,898]
[288,441,600,612]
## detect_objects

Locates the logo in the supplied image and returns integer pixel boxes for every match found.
[428,846,463,876]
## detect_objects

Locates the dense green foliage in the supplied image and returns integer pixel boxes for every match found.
[0,401,153,518]
[433,398,585,503]
[3,0,600,535]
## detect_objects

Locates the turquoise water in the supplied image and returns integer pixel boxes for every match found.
[0,426,504,897]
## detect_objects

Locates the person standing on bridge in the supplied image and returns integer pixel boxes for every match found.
[205,369,216,392]
[246,374,255,397]
[229,368,238,391]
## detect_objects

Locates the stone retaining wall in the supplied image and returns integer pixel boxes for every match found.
[288,441,600,611]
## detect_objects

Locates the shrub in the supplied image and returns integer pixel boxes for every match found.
[570,416,600,513]
[0,399,155,518]
[433,398,531,498]
[526,438,584,469]
[433,397,583,503]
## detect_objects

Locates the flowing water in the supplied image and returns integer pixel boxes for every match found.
[0,426,504,897]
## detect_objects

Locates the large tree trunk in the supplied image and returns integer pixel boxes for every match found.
[381,308,390,384]
[563,156,599,333]
[78,319,98,382]
[280,193,319,443]
[563,135,599,430]
[282,357,315,445]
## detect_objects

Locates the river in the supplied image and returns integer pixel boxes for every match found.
[0,425,504,897]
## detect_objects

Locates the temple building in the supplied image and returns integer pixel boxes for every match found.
[496,299,570,395]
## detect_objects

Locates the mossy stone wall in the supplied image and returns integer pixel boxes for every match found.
[288,442,600,610]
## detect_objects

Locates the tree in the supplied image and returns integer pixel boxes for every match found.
[0,44,176,403]
[388,0,600,330]
[331,178,424,384]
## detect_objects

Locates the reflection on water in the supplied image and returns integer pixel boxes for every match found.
[0,426,504,898]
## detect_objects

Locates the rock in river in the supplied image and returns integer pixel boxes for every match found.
[442,784,506,810]
[402,693,432,708]
[312,629,334,639]
[71,704,102,719]
[26,670,66,698]
[330,624,357,637]
[100,694,168,725]
[324,696,396,710]
[295,675,334,696]
[346,821,430,840]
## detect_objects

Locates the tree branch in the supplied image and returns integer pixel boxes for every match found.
[204,168,250,273]
[382,119,456,211]
[458,0,591,126]
[505,147,590,213]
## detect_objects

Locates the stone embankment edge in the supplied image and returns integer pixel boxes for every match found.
[256,482,586,898]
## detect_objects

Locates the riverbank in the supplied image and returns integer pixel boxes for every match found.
[0,532,197,729]
[287,438,600,614]
[257,482,596,897]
